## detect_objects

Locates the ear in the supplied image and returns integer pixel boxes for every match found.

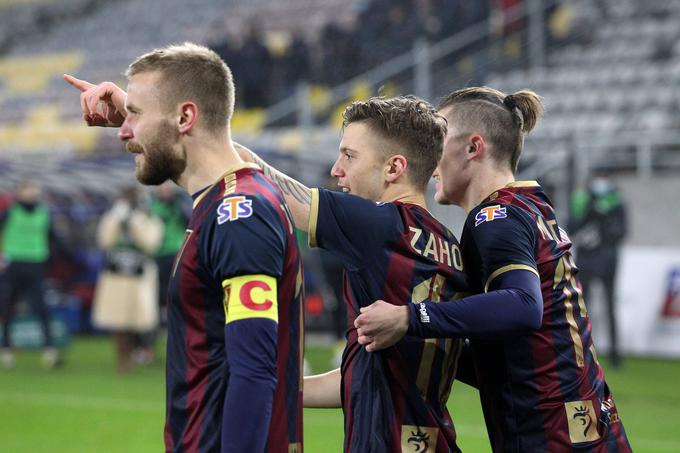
[466,134,486,161]
[385,154,408,183]
[177,102,198,134]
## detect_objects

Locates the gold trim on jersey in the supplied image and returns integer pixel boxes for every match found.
[438,337,463,405]
[565,400,601,444]
[484,264,539,292]
[288,442,302,453]
[296,263,305,388]
[506,180,539,188]
[554,255,585,367]
[413,274,446,398]
[485,180,539,201]
[192,162,261,209]
[308,188,320,248]
[590,344,599,366]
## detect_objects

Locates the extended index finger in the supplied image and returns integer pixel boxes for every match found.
[63,74,95,92]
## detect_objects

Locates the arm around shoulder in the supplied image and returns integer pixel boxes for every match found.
[234,142,312,231]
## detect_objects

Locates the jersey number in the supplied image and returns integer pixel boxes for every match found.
[412,274,460,400]
[554,254,598,367]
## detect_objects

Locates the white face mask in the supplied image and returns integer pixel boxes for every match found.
[590,178,611,196]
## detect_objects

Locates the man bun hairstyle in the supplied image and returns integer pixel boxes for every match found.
[438,87,543,172]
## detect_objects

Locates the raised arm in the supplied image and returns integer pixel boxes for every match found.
[234,143,312,232]
[63,74,127,127]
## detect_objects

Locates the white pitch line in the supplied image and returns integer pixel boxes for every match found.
[0,391,161,413]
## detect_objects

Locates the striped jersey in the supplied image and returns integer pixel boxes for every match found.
[461,181,630,452]
[309,188,468,453]
[164,163,304,453]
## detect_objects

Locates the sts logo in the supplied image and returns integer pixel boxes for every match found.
[475,205,507,226]
[217,196,253,224]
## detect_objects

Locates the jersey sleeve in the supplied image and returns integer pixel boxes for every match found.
[308,188,401,269]
[465,202,539,292]
[201,193,287,282]
[220,274,278,453]
[199,193,286,452]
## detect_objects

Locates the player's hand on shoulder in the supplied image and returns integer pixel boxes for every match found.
[63,74,127,127]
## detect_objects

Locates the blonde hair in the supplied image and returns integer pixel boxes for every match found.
[126,42,235,133]
[438,87,543,172]
[342,95,447,190]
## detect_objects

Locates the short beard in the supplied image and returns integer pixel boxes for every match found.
[134,120,186,186]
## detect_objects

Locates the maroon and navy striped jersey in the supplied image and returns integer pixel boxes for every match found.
[461,181,630,452]
[309,188,468,453]
[164,163,303,453]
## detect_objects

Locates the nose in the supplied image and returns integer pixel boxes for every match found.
[118,117,133,142]
[330,156,343,177]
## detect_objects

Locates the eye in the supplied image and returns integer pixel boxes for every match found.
[343,151,352,161]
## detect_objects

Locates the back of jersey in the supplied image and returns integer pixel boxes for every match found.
[461,181,630,452]
[310,188,468,453]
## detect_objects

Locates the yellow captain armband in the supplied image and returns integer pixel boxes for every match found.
[222,274,278,324]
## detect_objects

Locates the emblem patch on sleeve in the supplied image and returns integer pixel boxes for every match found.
[475,205,507,226]
[217,196,253,224]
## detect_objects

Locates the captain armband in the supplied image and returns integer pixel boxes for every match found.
[222,274,278,323]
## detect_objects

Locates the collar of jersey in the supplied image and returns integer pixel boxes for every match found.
[192,162,261,209]
[483,180,539,202]
[505,180,539,188]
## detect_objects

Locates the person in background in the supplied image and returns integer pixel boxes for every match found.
[92,186,162,373]
[0,177,63,369]
[150,182,189,315]
[129,181,189,365]
[569,170,627,368]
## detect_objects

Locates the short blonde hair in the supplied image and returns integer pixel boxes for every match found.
[126,42,235,133]
[342,96,447,191]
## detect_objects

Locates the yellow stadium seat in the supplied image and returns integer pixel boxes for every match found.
[0,103,99,152]
[0,52,82,93]
[231,108,266,134]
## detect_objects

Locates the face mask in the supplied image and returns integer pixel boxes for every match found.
[590,178,611,196]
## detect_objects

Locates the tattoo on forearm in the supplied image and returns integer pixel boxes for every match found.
[247,150,311,205]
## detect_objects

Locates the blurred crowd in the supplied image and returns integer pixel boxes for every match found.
[0,168,347,371]
[211,0,514,108]
[208,0,608,110]
[0,178,191,372]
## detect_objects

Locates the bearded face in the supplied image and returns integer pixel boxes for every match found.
[127,119,186,186]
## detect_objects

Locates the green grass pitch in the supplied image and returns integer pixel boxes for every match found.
[1,337,679,452]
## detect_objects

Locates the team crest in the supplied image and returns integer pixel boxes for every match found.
[217,196,253,224]
[565,400,601,444]
[400,425,438,452]
[475,205,507,226]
